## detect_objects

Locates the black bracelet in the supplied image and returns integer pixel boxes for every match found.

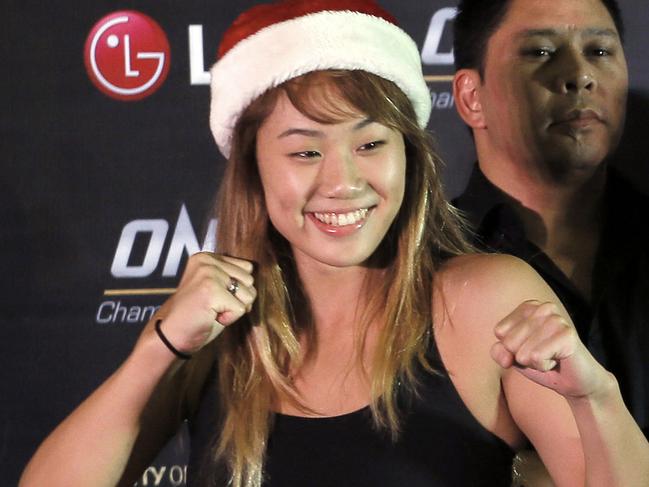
[154,318,192,360]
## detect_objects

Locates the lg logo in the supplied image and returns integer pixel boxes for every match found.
[85,6,457,102]
[84,11,170,101]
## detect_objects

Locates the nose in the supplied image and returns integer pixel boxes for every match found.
[317,149,365,198]
[563,73,595,93]
[555,49,597,94]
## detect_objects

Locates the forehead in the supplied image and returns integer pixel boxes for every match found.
[496,0,617,37]
[258,91,366,140]
[264,86,367,128]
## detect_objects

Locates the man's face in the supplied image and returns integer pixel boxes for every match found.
[477,0,628,182]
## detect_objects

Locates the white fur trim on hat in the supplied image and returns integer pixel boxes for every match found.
[209,10,431,158]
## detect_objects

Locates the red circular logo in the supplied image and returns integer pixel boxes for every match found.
[84,11,171,101]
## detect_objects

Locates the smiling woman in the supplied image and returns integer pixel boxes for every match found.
[256,77,406,268]
[20,1,649,487]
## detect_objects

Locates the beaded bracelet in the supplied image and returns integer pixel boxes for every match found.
[154,318,192,360]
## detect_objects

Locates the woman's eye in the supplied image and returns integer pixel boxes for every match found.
[358,140,385,151]
[291,150,321,159]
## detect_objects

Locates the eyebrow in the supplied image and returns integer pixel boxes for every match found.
[277,118,375,139]
[516,27,619,40]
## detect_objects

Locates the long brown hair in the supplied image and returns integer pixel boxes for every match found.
[210,70,470,486]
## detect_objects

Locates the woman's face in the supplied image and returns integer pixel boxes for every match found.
[255,91,406,271]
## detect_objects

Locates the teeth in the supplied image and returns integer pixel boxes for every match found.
[313,208,369,227]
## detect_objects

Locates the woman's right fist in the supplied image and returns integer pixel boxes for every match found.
[153,252,257,355]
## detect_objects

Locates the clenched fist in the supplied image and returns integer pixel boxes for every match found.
[491,300,611,400]
[153,252,257,356]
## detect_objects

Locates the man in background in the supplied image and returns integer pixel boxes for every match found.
[451,0,648,450]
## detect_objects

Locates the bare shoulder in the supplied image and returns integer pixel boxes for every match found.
[433,253,562,333]
[437,253,555,301]
[438,253,537,288]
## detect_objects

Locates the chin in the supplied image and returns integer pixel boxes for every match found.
[293,243,379,269]
[316,251,375,269]
[546,159,607,185]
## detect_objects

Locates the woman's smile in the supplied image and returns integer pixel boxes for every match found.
[256,91,405,269]
[307,207,373,235]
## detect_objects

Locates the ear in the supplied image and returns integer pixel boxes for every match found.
[453,69,486,129]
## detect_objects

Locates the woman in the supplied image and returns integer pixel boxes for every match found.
[20,1,649,486]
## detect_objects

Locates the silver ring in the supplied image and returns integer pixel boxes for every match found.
[226,277,239,296]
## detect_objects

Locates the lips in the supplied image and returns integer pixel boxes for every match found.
[312,208,369,227]
[306,206,374,235]
[551,108,605,130]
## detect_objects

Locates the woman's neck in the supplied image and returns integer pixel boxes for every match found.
[294,256,376,332]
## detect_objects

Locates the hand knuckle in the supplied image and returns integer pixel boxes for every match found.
[548,303,560,315]
[502,336,518,353]
[560,326,577,341]
[529,350,544,365]
[521,301,541,318]
[515,350,529,366]
[204,264,225,282]
[195,251,214,264]
[197,277,218,297]
[521,301,535,313]
[548,316,570,333]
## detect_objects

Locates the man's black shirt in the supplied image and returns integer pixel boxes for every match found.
[454,166,649,437]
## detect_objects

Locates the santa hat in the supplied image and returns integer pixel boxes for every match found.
[209,0,432,158]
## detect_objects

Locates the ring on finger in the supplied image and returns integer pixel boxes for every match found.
[226,277,240,296]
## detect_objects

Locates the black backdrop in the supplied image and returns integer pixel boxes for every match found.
[2,1,648,485]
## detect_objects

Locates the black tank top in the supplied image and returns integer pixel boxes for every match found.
[187,342,515,486]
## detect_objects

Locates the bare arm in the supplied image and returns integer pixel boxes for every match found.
[567,374,647,486]
[490,256,649,487]
[20,328,184,487]
[20,253,256,487]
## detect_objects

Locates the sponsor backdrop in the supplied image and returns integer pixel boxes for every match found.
[2,1,648,485]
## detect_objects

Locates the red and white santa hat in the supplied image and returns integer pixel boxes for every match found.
[209,0,432,158]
